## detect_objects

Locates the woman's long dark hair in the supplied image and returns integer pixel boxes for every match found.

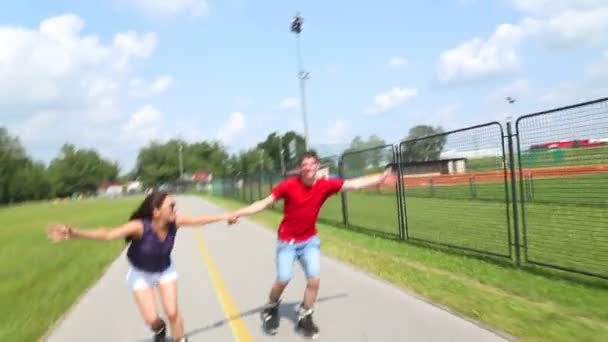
[125,191,169,243]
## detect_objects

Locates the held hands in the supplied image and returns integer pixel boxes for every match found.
[227,214,239,225]
[47,224,74,243]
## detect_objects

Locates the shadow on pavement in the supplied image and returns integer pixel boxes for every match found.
[183,292,348,339]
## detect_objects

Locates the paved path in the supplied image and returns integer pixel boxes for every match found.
[44,195,513,342]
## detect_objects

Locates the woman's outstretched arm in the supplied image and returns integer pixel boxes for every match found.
[47,220,143,242]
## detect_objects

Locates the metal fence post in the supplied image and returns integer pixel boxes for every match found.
[338,157,349,226]
[394,144,408,240]
[506,121,521,265]
[258,166,263,201]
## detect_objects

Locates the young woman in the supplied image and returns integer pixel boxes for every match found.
[47,191,232,342]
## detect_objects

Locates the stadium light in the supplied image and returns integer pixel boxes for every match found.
[291,12,310,151]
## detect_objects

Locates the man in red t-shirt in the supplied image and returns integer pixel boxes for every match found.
[229,151,390,339]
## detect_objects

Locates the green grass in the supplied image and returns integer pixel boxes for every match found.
[318,190,608,276]
[402,173,608,207]
[215,169,608,277]
[467,145,608,171]
[0,196,143,342]
[203,194,608,342]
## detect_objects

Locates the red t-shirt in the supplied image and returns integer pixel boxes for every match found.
[271,176,345,243]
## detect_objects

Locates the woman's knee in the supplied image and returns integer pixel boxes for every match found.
[165,306,180,322]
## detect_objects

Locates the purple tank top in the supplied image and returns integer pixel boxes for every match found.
[127,219,177,272]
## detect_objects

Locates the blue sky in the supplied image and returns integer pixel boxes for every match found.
[2,0,608,172]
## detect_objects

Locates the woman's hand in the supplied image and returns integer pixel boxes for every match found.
[47,224,74,243]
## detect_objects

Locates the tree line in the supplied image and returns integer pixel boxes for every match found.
[1,124,444,205]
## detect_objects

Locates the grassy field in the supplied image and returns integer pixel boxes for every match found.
[203,194,608,342]
[0,196,143,342]
[402,172,608,207]
[221,169,608,277]
[467,145,608,172]
[319,191,607,277]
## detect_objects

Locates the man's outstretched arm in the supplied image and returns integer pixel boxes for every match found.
[341,167,392,191]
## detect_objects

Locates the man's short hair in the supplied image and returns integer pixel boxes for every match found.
[298,150,319,164]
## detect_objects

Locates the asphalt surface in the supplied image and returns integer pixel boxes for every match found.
[43,195,512,342]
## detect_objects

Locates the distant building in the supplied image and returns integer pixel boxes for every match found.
[192,171,211,183]
[126,181,143,194]
[97,182,124,197]
[389,158,467,176]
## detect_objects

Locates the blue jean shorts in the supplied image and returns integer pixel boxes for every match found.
[276,235,321,283]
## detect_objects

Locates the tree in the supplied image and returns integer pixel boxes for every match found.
[134,139,232,186]
[0,127,57,203]
[281,131,307,169]
[233,148,274,176]
[342,135,389,176]
[135,141,182,186]
[256,131,307,172]
[186,141,230,176]
[401,125,446,162]
[48,144,119,197]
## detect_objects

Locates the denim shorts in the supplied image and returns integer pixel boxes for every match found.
[276,235,321,283]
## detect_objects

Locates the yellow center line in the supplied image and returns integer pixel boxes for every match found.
[194,229,253,342]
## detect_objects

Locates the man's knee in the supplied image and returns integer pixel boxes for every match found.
[300,236,321,279]
[276,280,289,287]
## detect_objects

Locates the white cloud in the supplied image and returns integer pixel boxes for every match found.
[436,24,526,84]
[540,80,608,108]
[435,1,608,86]
[0,14,156,117]
[122,105,163,142]
[586,52,608,83]
[216,112,246,144]
[538,48,608,108]
[365,87,417,114]
[327,119,346,142]
[0,14,166,171]
[125,0,208,18]
[387,56,408,69]
[276,97,299,111]
[424,105,460,130]
[12,111,58,146]
[129,75,174,97]
[111,31,157,71]
[510,0,604,16]
[510,0,608,49]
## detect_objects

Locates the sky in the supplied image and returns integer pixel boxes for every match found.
[2,0,608,173]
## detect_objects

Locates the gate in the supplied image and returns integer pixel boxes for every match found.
[398,122,512,258]
[515,98,608,279]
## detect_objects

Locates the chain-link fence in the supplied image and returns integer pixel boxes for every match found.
[398,122,512,258]
[339,145,401,238]
[516,98,608,278]
[205,96,608,280]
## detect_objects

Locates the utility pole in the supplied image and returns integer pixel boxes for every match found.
[278,134,285,175]
[291,12,310,151]
[178,143,184,180]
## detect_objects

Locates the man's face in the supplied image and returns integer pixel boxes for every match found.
[299,157,319,180]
